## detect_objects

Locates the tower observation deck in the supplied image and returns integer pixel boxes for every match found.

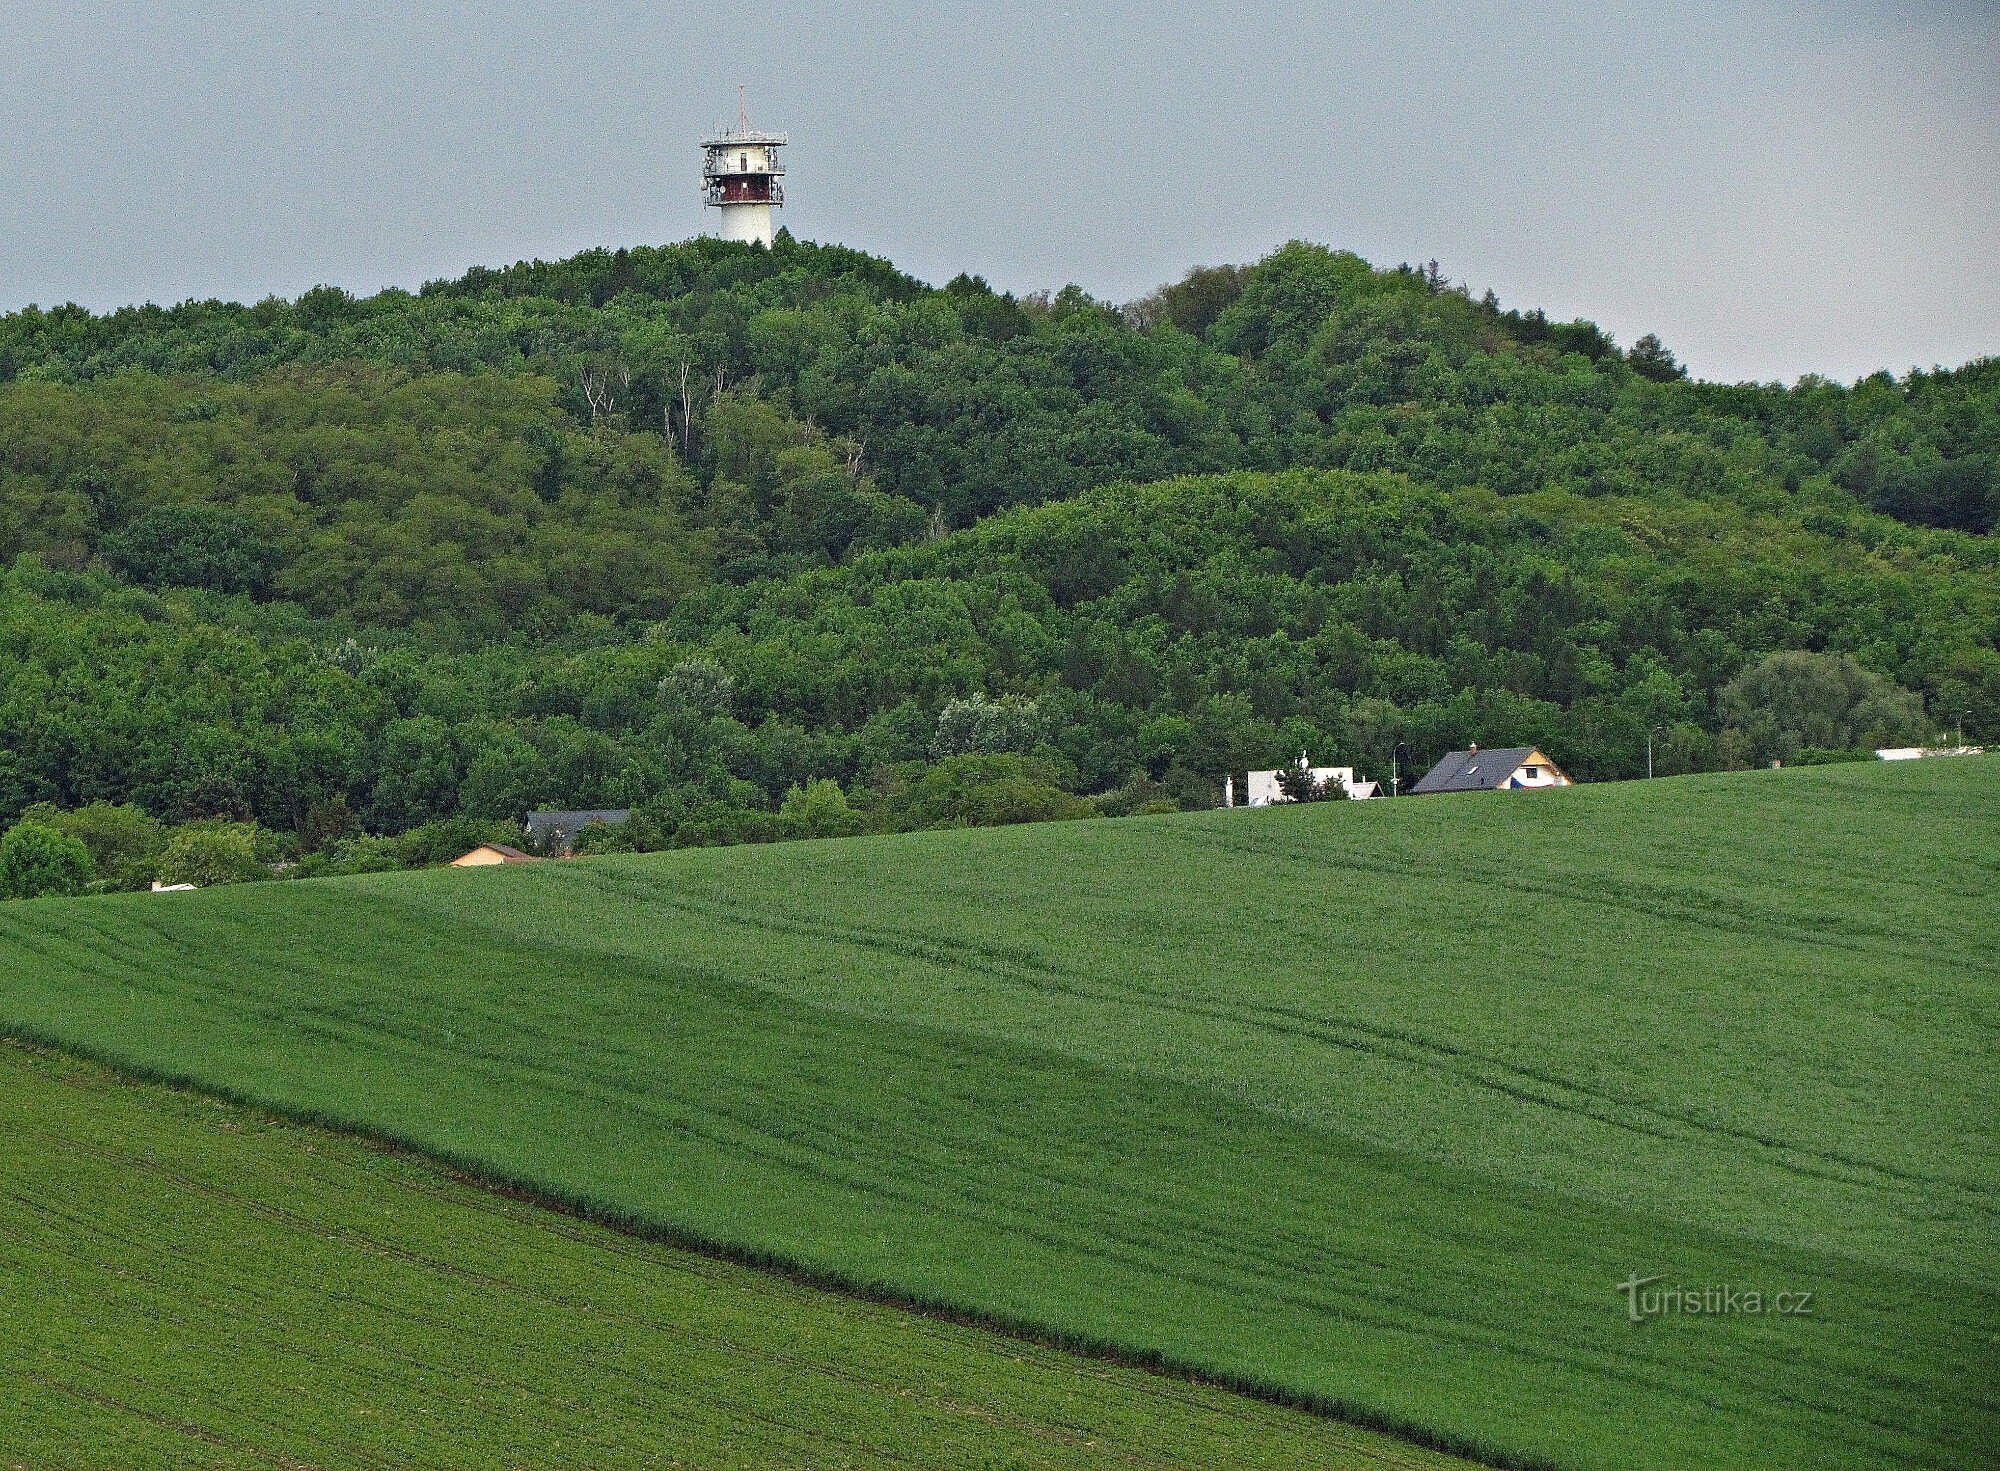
[702,90,786,247]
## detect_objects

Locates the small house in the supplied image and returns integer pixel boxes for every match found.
[1410,745,1570,795]
[523,808,632,857]
[449,843,537,868]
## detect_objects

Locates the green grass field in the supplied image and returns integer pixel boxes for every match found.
[2,760,1994,1469]
[0,1040,1467,1470]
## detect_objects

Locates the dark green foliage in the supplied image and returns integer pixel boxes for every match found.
[1719,650,1929,765]
[17,801,162,891]
[0,369,709,637]
[3,465,1994,853]
[1625,332,1686,382]
[0,237,1993,852]
[654,471,1997,796]
[1124,262,1251,337]
[869,753,1098,829]
[1870,455,1997,533]
[102,503,279,595]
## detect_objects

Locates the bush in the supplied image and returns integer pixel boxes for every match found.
[779,778,863,839]
[393,816,527,867]
[291,835,403,879]
[0,821,95,899]
[881,755,1097,830]
[570,819,640,855]
[18,801,163,891]
[671,804,784,848]
[157,824,264,888]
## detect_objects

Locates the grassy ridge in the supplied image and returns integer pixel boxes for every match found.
[0,1041,1471,1470]
[2,760,1995,1468]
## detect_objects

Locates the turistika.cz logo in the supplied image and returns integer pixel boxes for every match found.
[1616,1273,1815,1324]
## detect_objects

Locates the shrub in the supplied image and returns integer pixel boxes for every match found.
[0,821,94,899]
[18,801,162,891]
[779,778,863,839]
[883,755,1097,829]
[157,824,264,888]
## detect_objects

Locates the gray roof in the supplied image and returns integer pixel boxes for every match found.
[524,809,632,846]
[1409,748,1541,795]
[475,843,534,861]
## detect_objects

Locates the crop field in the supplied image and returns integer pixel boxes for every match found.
[0,1041,1465,1470]
[1,759,1994,1469]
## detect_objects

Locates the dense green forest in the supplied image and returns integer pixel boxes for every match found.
[2,235,1994,888]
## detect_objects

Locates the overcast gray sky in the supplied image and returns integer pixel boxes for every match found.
[1,1,1994,383]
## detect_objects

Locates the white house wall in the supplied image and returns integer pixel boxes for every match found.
[1243,766,1360,805]
[1504,762,1568,788]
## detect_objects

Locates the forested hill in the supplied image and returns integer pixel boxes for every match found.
[1,236,1996,885]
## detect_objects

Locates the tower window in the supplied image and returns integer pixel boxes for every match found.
[740,152,748,171]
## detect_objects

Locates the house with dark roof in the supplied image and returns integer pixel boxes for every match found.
[1409,746,1571,795]
[524,809,632,856]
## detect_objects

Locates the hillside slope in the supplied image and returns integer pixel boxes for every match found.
[3,238,1996,866]
[1,760,1994,1468]
[0,1042,1467,1470]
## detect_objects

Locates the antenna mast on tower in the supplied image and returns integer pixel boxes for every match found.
[701,89,787,248]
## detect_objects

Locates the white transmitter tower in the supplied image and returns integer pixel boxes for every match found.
[702,88,787,247]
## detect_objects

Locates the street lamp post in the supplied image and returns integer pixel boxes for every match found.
[1392,741,1410,797]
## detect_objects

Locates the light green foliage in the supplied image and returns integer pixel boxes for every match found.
[0,1044,1462,1471]
[156,822,263,888]
[779,777,863,838]
[2,761,1992,1469]
[0,368,706,637]
[934,692,1044,757]
[18,800,162,890]
[872,753,1098,828]
[657,652,734,716]
[0,820,92,898]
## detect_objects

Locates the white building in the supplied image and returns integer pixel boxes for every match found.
[1225,753,1381,806]
[1876,745,1984,761]
[702,90,787,246]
